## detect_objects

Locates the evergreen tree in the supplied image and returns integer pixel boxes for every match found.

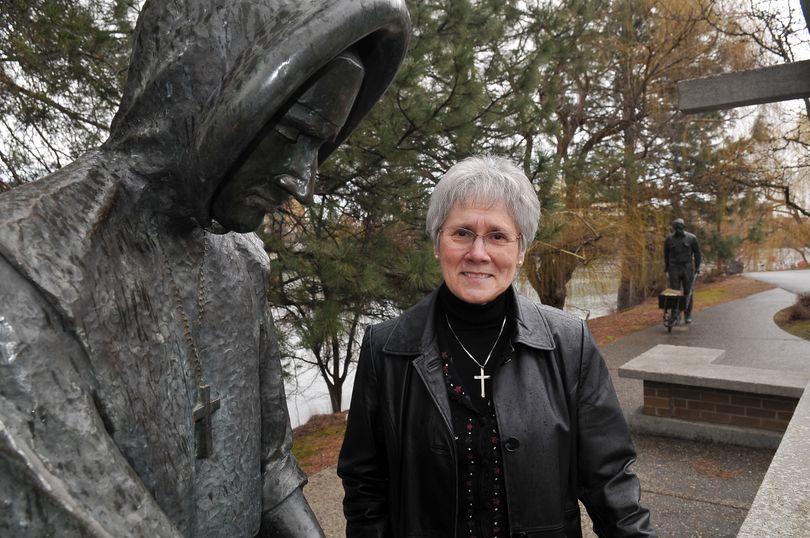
[0,0,139,187]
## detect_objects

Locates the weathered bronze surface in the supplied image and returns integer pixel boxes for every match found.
[0,0,409,536]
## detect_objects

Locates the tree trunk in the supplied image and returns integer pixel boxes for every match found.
[525,248,580,309]
[328,382,342,414]
[328,335,343,413]
[617,213,661,309]
[617,257,646,309]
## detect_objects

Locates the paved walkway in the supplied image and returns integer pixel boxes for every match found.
[304,270,810,537]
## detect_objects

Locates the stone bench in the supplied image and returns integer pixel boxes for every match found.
[618,344,810,448]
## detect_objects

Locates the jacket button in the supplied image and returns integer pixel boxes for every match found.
[503,437,520,452]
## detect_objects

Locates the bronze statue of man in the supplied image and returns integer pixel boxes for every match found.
[664,218,702,323]
[0,0,409,536]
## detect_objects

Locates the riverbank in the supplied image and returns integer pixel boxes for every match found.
[292,274,777,474]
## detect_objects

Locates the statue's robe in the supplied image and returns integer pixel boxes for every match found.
[0,0,409,535]
[0,151,303,536]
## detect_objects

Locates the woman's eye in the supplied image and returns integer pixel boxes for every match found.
[489,232,507,242]
[454,228,473,238]
[275,124,300,142]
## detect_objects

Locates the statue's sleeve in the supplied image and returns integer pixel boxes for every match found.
[258,302,324,536]
[0,256,181,537]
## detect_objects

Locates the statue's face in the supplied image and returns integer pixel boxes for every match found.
[672,221,685,235]
[212,53,364,233]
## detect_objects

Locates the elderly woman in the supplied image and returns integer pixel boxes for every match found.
[338,156,656,537]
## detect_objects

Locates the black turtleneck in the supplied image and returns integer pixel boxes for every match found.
[438,283,510,407]
[436,283,511,538]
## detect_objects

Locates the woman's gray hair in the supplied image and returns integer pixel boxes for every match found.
[426,155,541,250]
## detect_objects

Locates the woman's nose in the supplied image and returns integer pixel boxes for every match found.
[464,235,491,261]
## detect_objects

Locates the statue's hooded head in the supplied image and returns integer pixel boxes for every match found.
[106,0,410,232]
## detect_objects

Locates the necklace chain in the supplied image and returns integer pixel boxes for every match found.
[153,229,208,389]
[151,223,221,459]
[445,314,507,370]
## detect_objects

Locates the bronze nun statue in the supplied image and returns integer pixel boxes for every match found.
[0,0,410,536]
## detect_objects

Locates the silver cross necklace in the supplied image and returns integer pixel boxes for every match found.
[445,314,507,398]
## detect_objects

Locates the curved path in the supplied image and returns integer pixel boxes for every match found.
[744,268,810,295]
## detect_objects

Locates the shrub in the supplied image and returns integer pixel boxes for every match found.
[786,293,810,321]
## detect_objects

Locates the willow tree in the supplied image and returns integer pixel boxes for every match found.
[514,0,758,309]
[510,0,622,308]
[707,0,810,252]
[595,0,760,308]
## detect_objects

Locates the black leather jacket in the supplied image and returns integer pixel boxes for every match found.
[338,287,656,537]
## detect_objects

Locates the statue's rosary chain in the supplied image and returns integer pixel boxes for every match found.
[151,223,222,459]
[152,226,209,390]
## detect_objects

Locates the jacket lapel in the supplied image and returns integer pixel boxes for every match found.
[381,286,558,436]
[412,353,454,434]
[512,292,557,351]
[384,289,454,434]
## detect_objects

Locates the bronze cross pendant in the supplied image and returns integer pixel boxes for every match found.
[192,384,222,459]
[474,368,490,398]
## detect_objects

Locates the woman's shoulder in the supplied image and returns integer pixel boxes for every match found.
[365,315,402,340]
[363,292,435,355]
[515,292,584,329]
[513,293,597,359]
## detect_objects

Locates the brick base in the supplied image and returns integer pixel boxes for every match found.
[643,381,798,432]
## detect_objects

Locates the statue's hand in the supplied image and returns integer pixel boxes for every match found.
[259,488,325,538]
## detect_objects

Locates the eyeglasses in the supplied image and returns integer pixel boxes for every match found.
[439,227,521,250]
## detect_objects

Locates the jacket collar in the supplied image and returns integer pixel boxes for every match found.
[382,285,556,356]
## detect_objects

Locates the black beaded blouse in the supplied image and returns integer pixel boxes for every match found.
[436,283,512,538]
